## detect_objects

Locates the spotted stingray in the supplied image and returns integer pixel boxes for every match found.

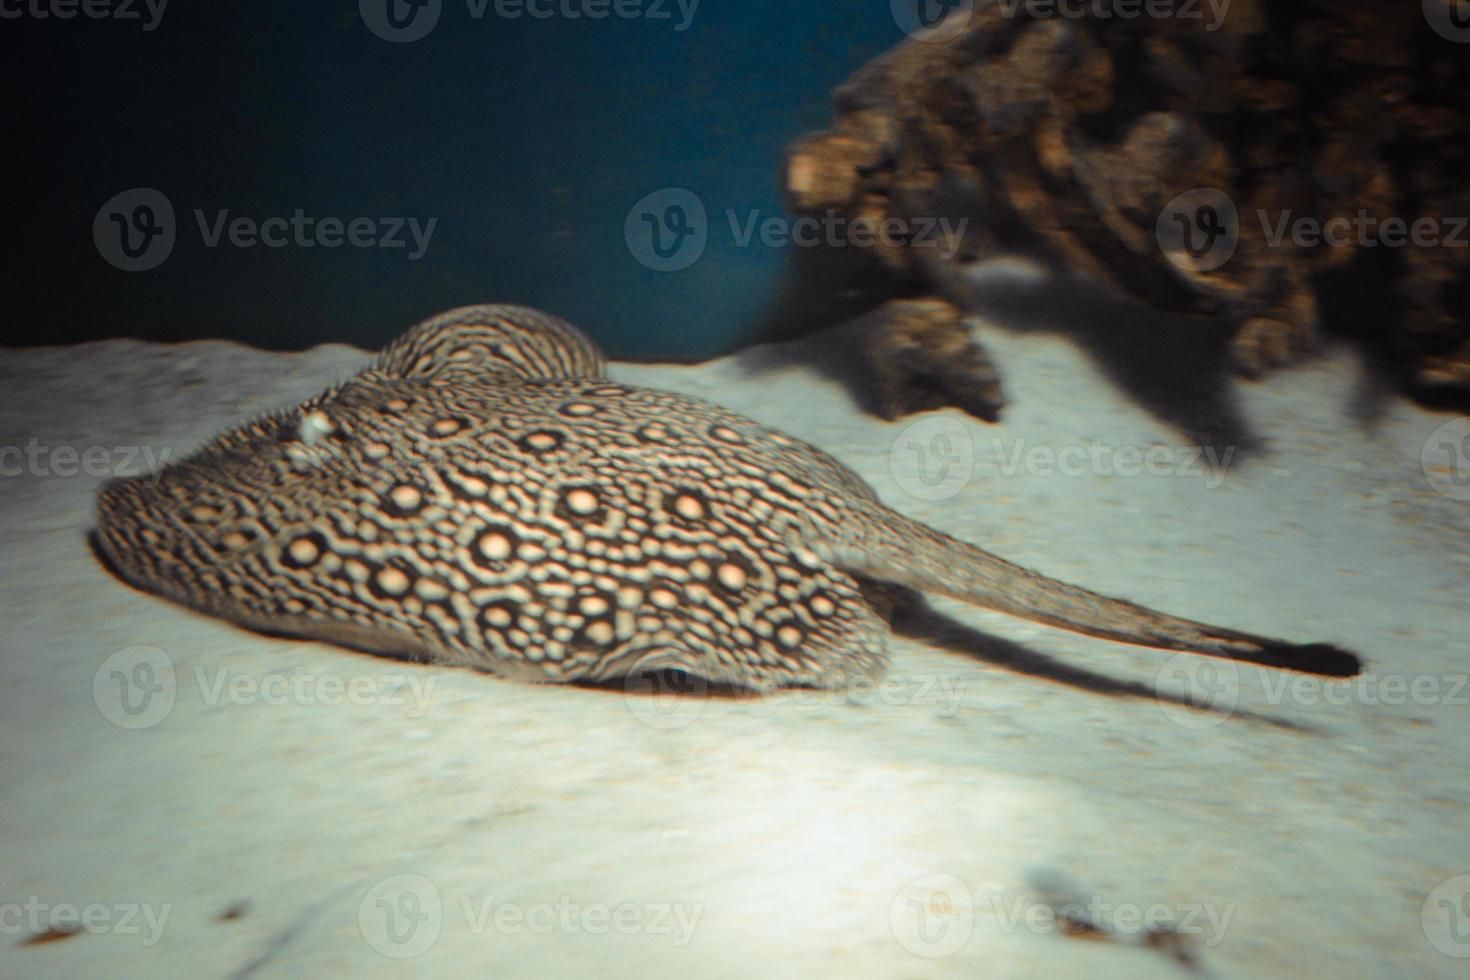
[94,305,1361,688]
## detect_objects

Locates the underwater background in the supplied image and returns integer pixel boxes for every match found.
[4,4,1470,975]
[4,0,905,357]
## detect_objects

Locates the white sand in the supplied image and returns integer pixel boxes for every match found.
[2,323,1467,978]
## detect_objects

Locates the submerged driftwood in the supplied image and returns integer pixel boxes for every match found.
[776,0,1470,420]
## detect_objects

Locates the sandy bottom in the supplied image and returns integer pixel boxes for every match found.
[2,321,1467,978]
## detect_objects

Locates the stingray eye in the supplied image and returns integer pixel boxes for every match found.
[298,411,335,446]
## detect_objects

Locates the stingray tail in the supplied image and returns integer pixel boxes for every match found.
[816,501,1362,677]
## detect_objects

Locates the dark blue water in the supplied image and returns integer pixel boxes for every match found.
[5,0,904,357]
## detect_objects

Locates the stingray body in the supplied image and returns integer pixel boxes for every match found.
[93,305,1361,688]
